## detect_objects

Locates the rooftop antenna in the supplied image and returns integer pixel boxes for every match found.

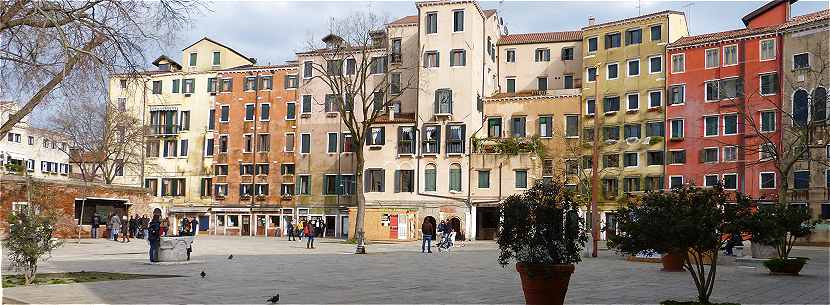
[636,0,641,16]
[682,2,694,33]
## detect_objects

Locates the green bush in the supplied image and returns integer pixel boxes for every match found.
[2,205,63,285]
[742,204,815,259]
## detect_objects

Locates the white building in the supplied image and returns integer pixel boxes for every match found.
[0,101,72,179]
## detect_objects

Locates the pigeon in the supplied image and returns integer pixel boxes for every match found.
[267,293,279,304]
[200,270,206,278]
[228,254,233,260]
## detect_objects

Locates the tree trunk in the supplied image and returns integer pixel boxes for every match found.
[352,149,367,254]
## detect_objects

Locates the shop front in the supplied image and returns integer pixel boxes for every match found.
[211,207,250,236]
[168,206,210,235]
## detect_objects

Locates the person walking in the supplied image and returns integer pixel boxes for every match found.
[421,219,434,253]
[286,220,295,241]
[191,217,199,236]
[148,214,161,262]
[298,221,305,240]
[91,213,100,239]
[128,215,136,238]
[111,213,121,241]
[141,214,149,239]
[121,215,130,243]
[437,220,447,243]
[304,222,315,249]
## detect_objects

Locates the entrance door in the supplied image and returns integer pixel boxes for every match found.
[255,215,266,236]
[241,215,251,236]
[340,216,349,238]
[476,207,499,240]
[450,217,463,240]
[389,215,398,239]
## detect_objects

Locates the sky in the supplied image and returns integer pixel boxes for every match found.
[22,0,830,124]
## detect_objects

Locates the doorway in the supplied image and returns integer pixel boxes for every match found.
[340,216,349,238]
[325,216,336,237]
[476,207,499,240]
[241,215,251,236]
[449,217,463,240]
[255,215,266,236]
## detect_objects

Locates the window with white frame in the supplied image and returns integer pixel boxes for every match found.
[793,53,810,69]
[704,116,719,137]
[607,63,619,79]
[586,98,596,115]
[760,111,775,132]
[723,146,738,162]
[669,176,684,189]
[722,173,738,190]
[627,59,639,76]
[671,54,685,73]
[723,45,738,66]
[586,67,597,82]
[300,133,310,154]
[535,48,551,62]
[422,125,440,154]
[760,172,776,189]
[723,114,738,135]
[648,90,662,108]
[760,142,775,160]
[704,175,719,188]
[668,84,685,105]
[760,73,778,95]
[760,39,775,61]
[670,119,684,139]
[702,147,719,163]
[705,48,719,68]
[705,80,719,101]
[649,55,662,73]
[627,93,639,111]
[327,132,338,154]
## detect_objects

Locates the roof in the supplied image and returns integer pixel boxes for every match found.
[497,31,582,45]
[668,10,829,49]
[742,0,798,26]
[219,63,297,72]
[389,15,418,26]
[486,89,581,101]
[182,37,255,65]
[151,55,181,69]
[583,10,684,31]
[483,9,497,18]
[415,1,493,19]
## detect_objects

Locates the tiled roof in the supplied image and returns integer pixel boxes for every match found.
[483,9,497,18]
[389,15,418,26]
[497,31,582,45]
[219,63,297,72]
[668,10,829,49]
[583,10,684,31]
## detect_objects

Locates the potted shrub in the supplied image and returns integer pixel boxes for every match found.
[497,182,587,305]
[609,185,751,304]
[745,203,815,275]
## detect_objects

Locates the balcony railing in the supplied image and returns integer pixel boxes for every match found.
[150,124,180,136]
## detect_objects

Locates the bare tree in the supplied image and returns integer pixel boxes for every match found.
[0,0,202,138]
[303,12,417,253]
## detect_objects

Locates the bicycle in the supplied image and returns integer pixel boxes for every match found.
[437,231,456,253]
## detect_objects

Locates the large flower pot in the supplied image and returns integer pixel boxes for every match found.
[764,257,808,275]
[661,251,685,272]
[515,263,574,305]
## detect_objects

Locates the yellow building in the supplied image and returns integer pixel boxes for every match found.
[580,12,688,232]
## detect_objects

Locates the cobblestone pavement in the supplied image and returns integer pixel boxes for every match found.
[2,236,828,304]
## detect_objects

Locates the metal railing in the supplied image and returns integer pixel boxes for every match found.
[150,124,180,136]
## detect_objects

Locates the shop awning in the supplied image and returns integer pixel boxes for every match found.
[169,206,210,213]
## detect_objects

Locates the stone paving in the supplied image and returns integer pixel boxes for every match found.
[2,236,828,304]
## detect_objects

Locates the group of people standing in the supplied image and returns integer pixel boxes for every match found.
[285,219,326,249]
[421,219,457,253]
[178,216,200,236]
[91,212,152,242]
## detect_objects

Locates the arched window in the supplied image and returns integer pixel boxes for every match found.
[812,87,827,122]
[793,89,809,127]
[424,164,437,192]
[449,163,462,192]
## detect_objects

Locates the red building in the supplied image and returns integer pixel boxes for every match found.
[664,0,799,199]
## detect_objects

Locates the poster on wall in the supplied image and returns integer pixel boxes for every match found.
[398,214,408,240]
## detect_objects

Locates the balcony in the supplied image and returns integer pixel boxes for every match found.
[150,124,180,136]
[488,88,581,100]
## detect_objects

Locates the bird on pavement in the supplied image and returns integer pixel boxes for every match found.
[228,254,233,260]
[200,270,206,278]
[267,293,279,304]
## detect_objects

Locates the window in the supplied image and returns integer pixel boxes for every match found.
[650,25,662,41]
[603,154,620,168]
[145,179,159,196]
[161,178,186,196]
[581,156,593,171]
[704,116,719,137]
[506,78,516,93]
[541,159,555,177]
[793,53,809,69]
[669,150,686,164]
[280,164,295,176]
[204,138,214,156]
[623,177,641,193]
[450,49,466,66]
[189,52,197,66]
[425,12,437,34]
[425,164,437,192]
[603,178,619,198]
[722,173,738,190]
[587,67,597,82]
[394,170,415,193]
[565,115,579,138]
[323,175,338,195]
[605,32,621,49]
[793,171,810,189]
[537,77,548,91]
[326,59,343,76]
[702,147,719,163]
[300,133,310,154]
[367,127,384,146]
[671,54,685,73]
[344,59,356,75]
[239,163,254,176]
[514,170,528,189]
[757,172,776,189]
[449,164,462,192]
[365,169,385,192]
[242,134,253,153]
[398,127,416,154]
[446,125,465,154]
[719,77,743,98]
[434,88,452,114]
[244,77,257,91]
[147,140,161,157]
[534,48,551,62]
[813,87,827,122]
[27,136,33,145]
[172,79,180,93]
[670,176,684,189]
[649,56,662,73]
[207,78,217,93]
[163,140,178,157]
[604,96,620,112]
[586,98,596,115]
[625,28,642,45]
[452,10,464,32]
[723,146,738,162]
[284,133,295,152]
[179,139,188,156]
[114,161,124,176]
[563,75,574,89]
[705,48,719,68]
[623,152,639,167]
[645,176,664,191]
[221,79,232,92]
[152,81,162,94]
[603,126,620,141]
[626,93,639,111]
[388,73,402,95]
[301,95,312,113]
[624,123,641,139]
[422,125,440,154]
[649,91,662,108]
[390,39,402,63]
[793,89,809,127]
[705,80,719,101]
[760,142,775,160]
[280,103,295,121]
[218,135,228,153]
[759,39,775,61]
[607,63,619,79]
[723,45,738,66]
[647,151,664,166]
[759,111,776,132]
[538,116,552,138]
[324,94,340,113]
[561,47,574,60]
[218,105,229,123]
[424,51,439,68]
[303,61,313,78]
[370,57,387,74]
[298,175,311,195]
[476,170,491,189]
[506,49,516,63]
[627,59,640,76]
[670,119,684,139]
[668,85,684,105]
[259,76,273,90]
[723,114,738,135]
[704,175,719,188]
[510,116,526,137]
[760,73,778,95]
[588,37,598,53]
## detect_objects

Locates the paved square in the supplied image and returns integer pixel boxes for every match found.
[2,237,828,304]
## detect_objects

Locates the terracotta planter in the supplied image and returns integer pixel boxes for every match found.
[764,257,808,275]
[515,263,574,305]
[660,251,685,272]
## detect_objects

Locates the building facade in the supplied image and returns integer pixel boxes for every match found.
[0,102,72,180]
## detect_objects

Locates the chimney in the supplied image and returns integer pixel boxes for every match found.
[588,16,596,26]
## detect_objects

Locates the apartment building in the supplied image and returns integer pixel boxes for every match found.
[0,102,72,179]
[780,9,829,221]
[210,64,298,236]
[580,11,688,231]
[112,37,256,229]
